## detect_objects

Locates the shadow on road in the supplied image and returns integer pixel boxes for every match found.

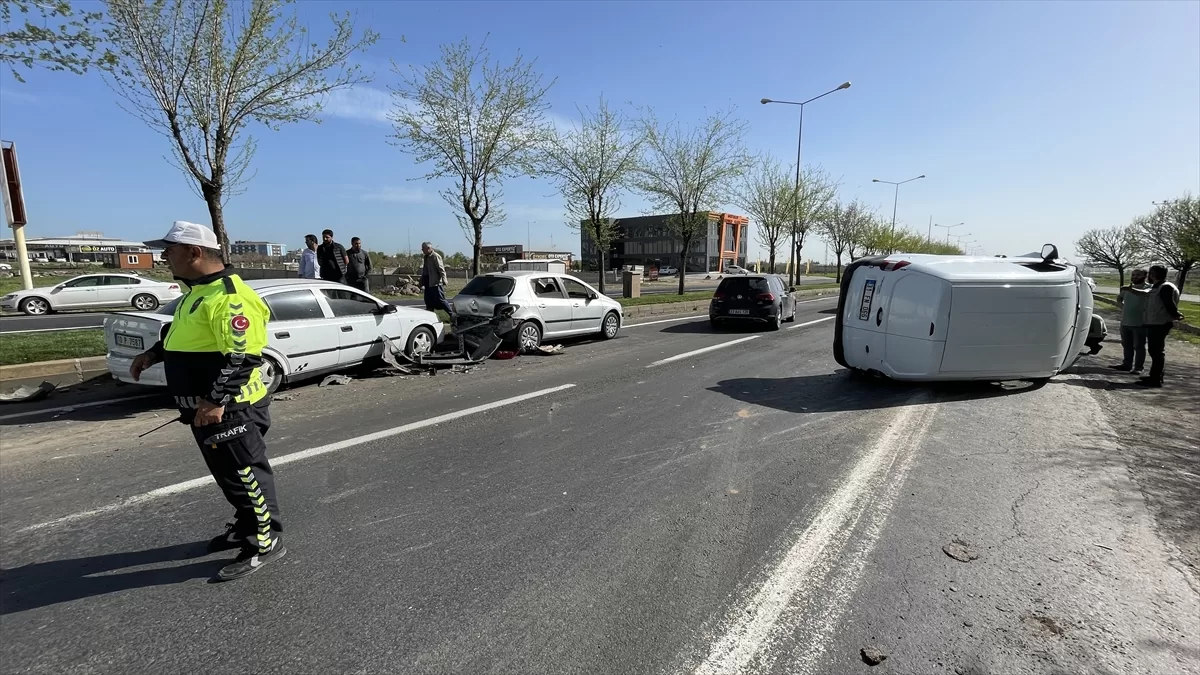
[0,541,222,614]
[0,391,174,427]
[661,321,766,335]
[708,370,1043,414]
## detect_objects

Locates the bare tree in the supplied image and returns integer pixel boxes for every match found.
[104,0,376,260]
[1,0,113,82]
[633,107,751,295]
[818,199,872,281]
[1136,194,1200,288]
[539,97,642,294]
[732,155,792,271]
[390,35,553,277]
[1075,225,1148,287]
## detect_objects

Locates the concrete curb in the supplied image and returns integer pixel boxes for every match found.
[0,356,111,393]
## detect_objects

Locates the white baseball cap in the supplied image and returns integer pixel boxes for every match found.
[144,221,220,249]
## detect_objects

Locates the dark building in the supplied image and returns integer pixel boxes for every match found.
[580,212,748,273]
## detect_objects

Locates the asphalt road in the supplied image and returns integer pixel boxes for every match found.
[2,295,1196,675]
[0,276,837,333]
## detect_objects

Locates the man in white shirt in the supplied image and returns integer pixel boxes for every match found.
[298,234,318,279]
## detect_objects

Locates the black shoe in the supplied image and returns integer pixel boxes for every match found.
[1109,364,1132,372]
[215,538,287,582]
[1136,379,1163,388]
[208,523,247,553]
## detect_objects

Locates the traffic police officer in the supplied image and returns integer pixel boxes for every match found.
[132,221,286,581]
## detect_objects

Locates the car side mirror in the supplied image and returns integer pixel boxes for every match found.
[1040,244,1059,262]
[789,286,796,293]
[379,303,398,314]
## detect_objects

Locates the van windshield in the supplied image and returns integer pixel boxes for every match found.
[717,277,771,294]
[459,276,515,297]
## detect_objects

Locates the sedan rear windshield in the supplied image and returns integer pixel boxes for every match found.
[717,277,771,294]
[459,276,515,297]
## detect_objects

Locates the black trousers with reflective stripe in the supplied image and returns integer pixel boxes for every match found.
[190,402,283,549]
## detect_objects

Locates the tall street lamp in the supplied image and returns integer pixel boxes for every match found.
[872,174,925,253]
[935,221,963,244]
[761,80,851,286]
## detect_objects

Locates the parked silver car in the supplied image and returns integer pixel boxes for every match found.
[451,272,624,352]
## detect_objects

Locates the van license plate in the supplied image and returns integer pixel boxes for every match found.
[729,309,750,315]
[115,333,143,350]
[858,279,877,321]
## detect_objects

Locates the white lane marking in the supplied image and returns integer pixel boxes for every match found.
[646,336,760,368]
[0,393,164,422]
[794,296,837,305]
[692,401,937,675]
[16,384,576,533]
[1,325,104,335]
[625,314,706,328]
[787,316,835,330]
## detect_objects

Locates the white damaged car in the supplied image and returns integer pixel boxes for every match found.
[105,278,442,393]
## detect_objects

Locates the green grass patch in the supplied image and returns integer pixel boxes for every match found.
[1178,300,1199,326]
[0,329,106,366]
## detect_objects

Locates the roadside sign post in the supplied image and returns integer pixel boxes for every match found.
[0,141,33,290]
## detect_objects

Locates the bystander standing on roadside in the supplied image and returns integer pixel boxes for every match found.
[345,237,372,293]
[420,241,454,316]
[298,234,318,279]
[317,229,348,284]
[1111,267,1150,374]
[1123,264,1184,388]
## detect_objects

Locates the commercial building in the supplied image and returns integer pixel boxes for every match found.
[231,240,286,257]
[579,212,749,273]
[0,232,155,269]
[479,244,574,265]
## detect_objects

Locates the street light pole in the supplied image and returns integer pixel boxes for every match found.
[762,81,851,286]
[934,222,963,245]
[872,174,925,253]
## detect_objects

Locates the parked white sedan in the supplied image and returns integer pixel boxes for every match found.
[105,278,443,393]
[1,273,182,315]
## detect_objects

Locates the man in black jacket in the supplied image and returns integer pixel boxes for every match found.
[317,229,348,283]
[345,236,372,293]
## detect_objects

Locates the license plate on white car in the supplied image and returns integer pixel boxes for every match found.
[115,333,144,350]
[729,309,750,315]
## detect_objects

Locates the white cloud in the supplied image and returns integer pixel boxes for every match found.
[507,203,570,223]
[360,185,428,203]
[322,86,392,124]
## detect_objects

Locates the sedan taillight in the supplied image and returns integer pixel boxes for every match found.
[757,293,776,302]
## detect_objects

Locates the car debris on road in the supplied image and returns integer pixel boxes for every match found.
[0,380,56,403]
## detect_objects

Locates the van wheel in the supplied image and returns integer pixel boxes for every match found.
[261,356,284,395]
[600,311,620,340]
[132,294,159,311]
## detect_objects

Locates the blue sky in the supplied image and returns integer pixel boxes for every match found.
[1,0,1197,263]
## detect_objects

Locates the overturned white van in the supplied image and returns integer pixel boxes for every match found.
[833,245,1094,382]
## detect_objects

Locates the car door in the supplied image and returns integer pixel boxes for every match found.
[561,277,606,332]
[261,289,341,377]
[529,276,573,337]
[50,276,103,308]
[319,287,388,365]
[97,275,139,306]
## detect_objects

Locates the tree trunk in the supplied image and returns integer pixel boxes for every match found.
[835,253,843,282]
[678,246,687,295]
[1178,265,1192,290]
[471,220,483,278]
[596,238,606,294]
[767,249,776,271]
[202,184,230,263]
[1116,266,1125,289]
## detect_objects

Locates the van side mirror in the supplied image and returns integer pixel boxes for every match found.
[1040,244,1059,262]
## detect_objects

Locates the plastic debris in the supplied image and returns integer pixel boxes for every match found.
[319,374,353,387]
[0,381,56,403]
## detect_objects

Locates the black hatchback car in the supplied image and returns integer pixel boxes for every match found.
[710,274,797,330]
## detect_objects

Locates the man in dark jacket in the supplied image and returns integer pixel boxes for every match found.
[1123,264,1185,388]
[345,237,372,293]
[317,229,348,283]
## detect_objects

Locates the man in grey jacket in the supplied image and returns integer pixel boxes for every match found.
[345,237,372,293]
[1123,264,1185,388]
[420,241,454,315]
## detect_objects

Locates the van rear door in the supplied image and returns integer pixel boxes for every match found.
[840,261,888,372]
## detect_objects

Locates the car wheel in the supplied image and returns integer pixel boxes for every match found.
[261,355,284,395]
[786,301,797,322]
[406,325,436,356]
[601,311,620,340]
[132,293,159,311]
[516,320,542,353]
[19,297,49,316]
[769,308,782,331]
